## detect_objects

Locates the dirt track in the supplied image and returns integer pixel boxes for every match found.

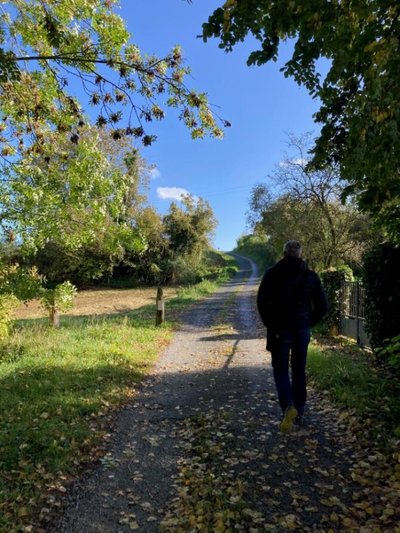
[49,255,366,532]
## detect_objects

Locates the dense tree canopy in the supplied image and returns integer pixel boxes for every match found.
[249,190,370,271]
[247,135,373,270]
[164,196,217,256]
[0,126,146,251]
[0,0,225,253]
[203,1,400,239]
[0,0,224,161]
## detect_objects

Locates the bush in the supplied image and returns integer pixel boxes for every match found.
[320,265,354,335]
[234,234,276,273]
[362,242,400,351]
[31,241,117,287]
[0,265,43,339]
[0,294,18,340]
[41,281,77,327]
[375,335,400,379]
[0,264,43,301]
[41,281,77,313]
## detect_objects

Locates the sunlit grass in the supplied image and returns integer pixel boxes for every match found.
[0,261,238,530]
[307,341,400,441]
[0,313,169,529]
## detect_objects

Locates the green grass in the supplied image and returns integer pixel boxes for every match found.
[234,238,276,274]
[0,314,169,530]
[307,340,400,443]
[0,262,238,531]
[202,250,239,281]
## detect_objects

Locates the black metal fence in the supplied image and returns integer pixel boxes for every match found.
[339,281,370,347]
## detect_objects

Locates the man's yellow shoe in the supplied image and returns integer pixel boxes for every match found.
[280,406,298,433]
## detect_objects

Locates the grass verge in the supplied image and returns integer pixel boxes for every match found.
[307,337,400,445]
[0,258,238,531]
[234,235,276,274]
[307,337,400,531]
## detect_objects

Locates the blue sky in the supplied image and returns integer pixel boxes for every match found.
[121,0,320,251]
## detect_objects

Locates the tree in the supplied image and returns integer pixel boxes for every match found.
[203,1,400,239]
[23,133,153,284]
[164,195,217,256]
[250,191,370,270]
[163,195,217,283]
[247,135,373,270]
[0,0,224,166]
[116,195,218,285]
[1,126,144,252]
[127,206,169,284]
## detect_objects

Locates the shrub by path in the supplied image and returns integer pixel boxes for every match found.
[50,255,399,532]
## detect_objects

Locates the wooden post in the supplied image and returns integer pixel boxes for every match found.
[49,307,60,328]
[155,286,165,326]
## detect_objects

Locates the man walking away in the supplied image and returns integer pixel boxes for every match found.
[257,240,327,433]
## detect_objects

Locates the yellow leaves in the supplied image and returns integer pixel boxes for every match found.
[342,516,358,528]
[119,512,139,530]
[223,0,236,9]
[373,109,391,124]
[161,410,271,532]
[320,495,341,508]
[354,500,375,515]
[364,40,380,53]
[222,0,236,33]
[242,508,263,522]
[381,506,396,519]
[214,520,226,533]
[280,513,299,531]
[314,467,330,477]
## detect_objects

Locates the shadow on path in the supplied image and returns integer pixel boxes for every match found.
[48,254,363,532]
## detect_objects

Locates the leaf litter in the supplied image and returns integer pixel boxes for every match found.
[46,259,399,532]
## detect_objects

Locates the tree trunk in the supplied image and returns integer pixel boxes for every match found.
[320,202,337,268]
[49,308,60,328]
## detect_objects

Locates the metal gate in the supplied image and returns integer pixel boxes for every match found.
[340,281,370,347]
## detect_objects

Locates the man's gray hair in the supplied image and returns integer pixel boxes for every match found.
[283,240,302,258]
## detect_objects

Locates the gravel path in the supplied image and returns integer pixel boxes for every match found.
[50,255,362,532]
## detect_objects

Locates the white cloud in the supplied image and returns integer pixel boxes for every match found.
[149,166,161,179]
[279,157,309,168]
[157,186,190,201]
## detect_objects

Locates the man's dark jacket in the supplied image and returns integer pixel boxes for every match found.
[257,256,327,330]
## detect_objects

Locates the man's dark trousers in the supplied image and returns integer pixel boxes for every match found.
[271,327,310,416]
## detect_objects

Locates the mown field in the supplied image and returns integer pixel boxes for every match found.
[13,286,180,320]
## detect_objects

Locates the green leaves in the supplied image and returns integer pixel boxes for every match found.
[246,134,373,271]
[41,281,77,313]
[0,0,227,262]
[203,0,400,241]
[0,0,224,161]
[2,127,139,252]
[362,242,400,351]
[0,264,43,302]
[0,294,19,340]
